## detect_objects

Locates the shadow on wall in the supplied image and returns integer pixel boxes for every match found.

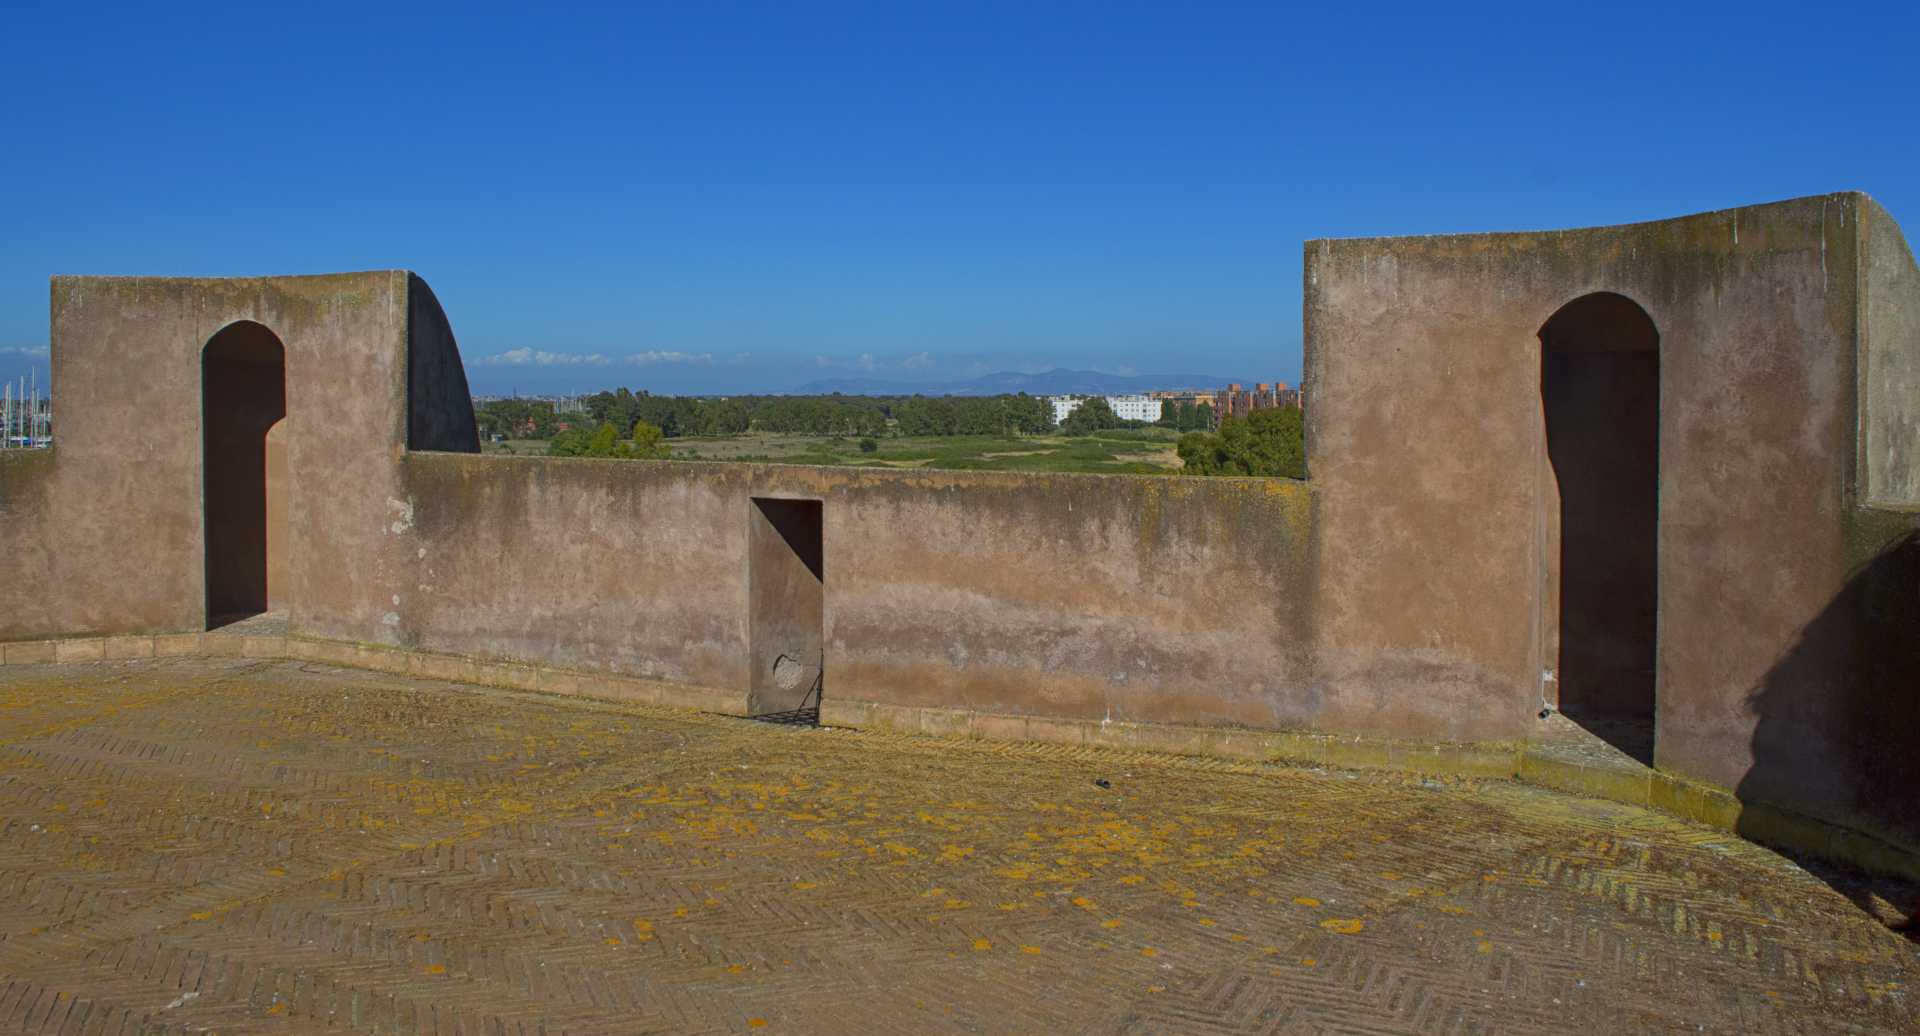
[1737,526,1920,935]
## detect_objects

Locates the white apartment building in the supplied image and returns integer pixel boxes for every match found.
[1107,394,1163,422]
[1048,394,1165,425]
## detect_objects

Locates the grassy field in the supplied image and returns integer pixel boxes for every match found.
[490,429,1184,474]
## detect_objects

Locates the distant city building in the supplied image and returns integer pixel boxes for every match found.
[1048,394,1165,425]
[471,393,587,414]
[1212,382,1300,423]
[1147,389,1218,421]
[1107,394,1163,422]
[1145,382,1300,428]
[1045,384,1299,429]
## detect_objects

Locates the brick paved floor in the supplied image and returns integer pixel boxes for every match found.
[0,659,1915,1034]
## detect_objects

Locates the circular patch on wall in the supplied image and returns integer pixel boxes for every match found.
[773,654,809,692]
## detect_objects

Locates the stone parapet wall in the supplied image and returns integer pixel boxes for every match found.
[397,454,1322,734]
[4,192,1918,880]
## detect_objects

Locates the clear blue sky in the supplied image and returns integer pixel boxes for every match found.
[1,1,1915,395]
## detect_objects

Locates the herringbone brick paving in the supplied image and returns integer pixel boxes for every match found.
[0,660,1914,1034]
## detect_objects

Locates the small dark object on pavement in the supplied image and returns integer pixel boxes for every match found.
[1093,778,1112,789]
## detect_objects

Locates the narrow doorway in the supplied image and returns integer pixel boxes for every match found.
[748,498,824,723]
[1540,292,1659,764]
[203,321,288,630]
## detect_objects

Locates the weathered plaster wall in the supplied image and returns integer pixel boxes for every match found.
[1861,198,1920,506]
[0,450,56,630]
[0,272,459,644]
[1306,192,1920,846]
[1764,194,1920,846]
[266,419,289,609]
[819,469,1313,729]
[401,455,1317,730]
[1739,506,1920,851]
[1301,230,1556,743]
[397,455,751,686]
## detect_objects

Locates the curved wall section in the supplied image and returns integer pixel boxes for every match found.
[406,273,481,454]
[1304,191,1920,852]
[0,272,424,640]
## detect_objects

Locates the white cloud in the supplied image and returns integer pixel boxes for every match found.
[811,353,892,371]
[479,348,610,367]
[628,351,713,366]
[480,347,717,367]
[900,351,934,369]
[728,352,753,366]
[0,345,49,358]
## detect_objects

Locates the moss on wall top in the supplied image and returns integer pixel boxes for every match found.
[1306,192,1867,259]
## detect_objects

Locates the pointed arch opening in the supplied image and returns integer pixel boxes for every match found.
[203,321,288,629]
[1540,292,1660,763]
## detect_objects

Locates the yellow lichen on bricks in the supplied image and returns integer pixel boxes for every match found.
[0,659,1910,1033]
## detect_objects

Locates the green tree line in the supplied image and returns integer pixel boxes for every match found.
[475,390,1305,479]
[476,390,1060,440]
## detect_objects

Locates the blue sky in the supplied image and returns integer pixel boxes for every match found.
[1,1,1915,395]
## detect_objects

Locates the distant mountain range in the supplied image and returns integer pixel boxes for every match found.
[791,368,1257,397]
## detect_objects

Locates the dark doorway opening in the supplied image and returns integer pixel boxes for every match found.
[748,498,824,724]
[203,321,288,630]
[1541,293,1659,765]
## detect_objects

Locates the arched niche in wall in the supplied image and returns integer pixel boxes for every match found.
[1539,292,1660,762]
[202,320,288,629]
